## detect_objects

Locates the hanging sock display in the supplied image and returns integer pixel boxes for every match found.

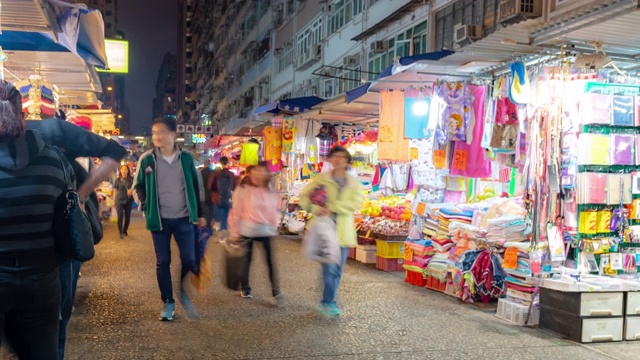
[378,91,409,161]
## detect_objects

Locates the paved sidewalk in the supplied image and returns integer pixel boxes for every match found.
[56,215,639,359]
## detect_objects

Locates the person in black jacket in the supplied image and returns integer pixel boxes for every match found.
[26,118,126,360]
[0,80,68,359]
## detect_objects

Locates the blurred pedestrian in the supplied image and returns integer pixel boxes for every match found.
[134,118,206,321]
[228,161,283,304]
[113,165,134,239]
[199,158,214,226]
[239,165,254,186]
[300,146,363,318]
[208,156,235,230]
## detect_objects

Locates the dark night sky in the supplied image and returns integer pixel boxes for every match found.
[118,0,178,135]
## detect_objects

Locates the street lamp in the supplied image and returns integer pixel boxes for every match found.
[107,86,113,91]
[117,114,123,119]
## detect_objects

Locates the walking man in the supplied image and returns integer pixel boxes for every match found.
[134,118,206,321]
[208,156,235,230]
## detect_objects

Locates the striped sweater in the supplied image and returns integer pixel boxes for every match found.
[0,130,66,253]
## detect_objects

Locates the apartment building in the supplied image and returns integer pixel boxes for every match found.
[177,0,195,123]
[152,53,178,121]
[187,0,433,134]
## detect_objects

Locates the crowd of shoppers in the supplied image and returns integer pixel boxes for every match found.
[0,75,363,358]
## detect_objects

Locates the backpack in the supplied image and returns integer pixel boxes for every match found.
[217,171,233,208]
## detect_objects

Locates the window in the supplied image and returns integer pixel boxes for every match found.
[368,43,394,80]
[105,11,112,16]
[297,17,322,61]
[327,0,363,36]
[106,23,112,29]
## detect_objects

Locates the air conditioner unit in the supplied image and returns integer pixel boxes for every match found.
[454,24,482,44]
[370,40,387,54]
[343,54,360,67]
[498,0,543,24]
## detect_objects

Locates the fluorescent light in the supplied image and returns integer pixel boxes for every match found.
[135,136,144,140]
[176,138,185,142]
[412,99,429,116]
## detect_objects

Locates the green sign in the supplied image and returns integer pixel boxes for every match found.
[98,39,129,74]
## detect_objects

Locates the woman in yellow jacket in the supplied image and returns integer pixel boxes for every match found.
[300,146,364,317]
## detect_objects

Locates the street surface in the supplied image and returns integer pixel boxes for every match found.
[22,215,640,359]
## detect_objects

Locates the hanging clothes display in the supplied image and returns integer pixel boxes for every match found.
[239,141,260,166]
[378,91,409,161]
[282,117,296,154]
[404,95,431,139]
[450,85,492,178]
[443,82,473,142]
[262,127,283,161]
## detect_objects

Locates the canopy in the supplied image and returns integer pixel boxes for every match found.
[255,96,325,116]
[346,50,454,103]
[293,92,379,124]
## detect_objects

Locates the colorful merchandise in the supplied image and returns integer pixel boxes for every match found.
[443,82,472,142]
[612,95,634,126]
[262,127,283,161]
[282,118,296,154]
[378,91,409,161]
[239,142,260,166]
[404,96,431,139]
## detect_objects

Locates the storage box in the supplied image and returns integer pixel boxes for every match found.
[425,276,446,292]
[627,292,640,315]
[375,256,403,272]
[405,270,428,287]
[540,305,623,343]
[347,248,356,260]
[496,298,540,326]
[540,288,624,317]
[356,245,376,264]
[375,240,403,259]
[625,316,640,341]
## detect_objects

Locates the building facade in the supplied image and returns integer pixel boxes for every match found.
[177,0,195,124]
[152,53,178,121]
[185,0,434,135]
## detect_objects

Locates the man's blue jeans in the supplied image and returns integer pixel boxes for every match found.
[59,258,82,360]
[321,247,350,305]
[151,217,197,303]
[215,205,230,231]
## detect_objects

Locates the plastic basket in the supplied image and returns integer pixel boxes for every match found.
[496,298,540,326]
[426,276,446,292]
[375,240,403,259]
[405,270,428,287]
[375,256,404,272]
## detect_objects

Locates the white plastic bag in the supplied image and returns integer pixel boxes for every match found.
[303,216,341,264]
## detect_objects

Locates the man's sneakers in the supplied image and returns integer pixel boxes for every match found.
[159,301,175,321]
[240,289,253,299]
[318,303,342,318]
[272,293,285,307]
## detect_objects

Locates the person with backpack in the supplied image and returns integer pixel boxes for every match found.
[134,118,206,321]
[208,156,235,230]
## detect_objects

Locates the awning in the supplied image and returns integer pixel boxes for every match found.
[255,96,326,116]
[346,50,454,103]
[2,50,101,92]
[1,0,59,35]
[294,92,380,124]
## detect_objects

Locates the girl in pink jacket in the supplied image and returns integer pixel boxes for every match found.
[228,161,283,304]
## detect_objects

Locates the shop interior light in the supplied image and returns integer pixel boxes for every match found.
[412,89,429,116]
[135,136,144,140]
[176,138,185,142]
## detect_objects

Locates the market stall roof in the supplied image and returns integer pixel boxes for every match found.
[2,50,101,92]
[294,92,380,124]
[255,96,326,116]
[346,50,455,103]
[1,0,58,35]
[58,90,99,106]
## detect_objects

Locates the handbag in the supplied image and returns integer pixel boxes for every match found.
[52,147,95,262]
[68,156,103,244]
[239,220,277,238]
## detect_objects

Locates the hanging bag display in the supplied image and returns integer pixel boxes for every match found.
[52,147,95,262]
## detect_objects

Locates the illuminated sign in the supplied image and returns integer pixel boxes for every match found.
[192,134,207,143]
[98,39,129,74]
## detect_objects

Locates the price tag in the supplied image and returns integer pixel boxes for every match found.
[453,149,468,170]
[584,211,598,235]
[433,149,446,168]
[410,147,419,160]
[597,211,612,233]
[403,246,414,262]
[415,202,427,216]
[503,247,519,270]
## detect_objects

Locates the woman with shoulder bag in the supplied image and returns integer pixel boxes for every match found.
[228,161,283,305]
[113,165,134,239]
[0,80,69,359]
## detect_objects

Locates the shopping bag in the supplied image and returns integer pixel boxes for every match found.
[222,235,249,290]
[109,207,118,224]
[191,226,213,294]
[302,216,341,264]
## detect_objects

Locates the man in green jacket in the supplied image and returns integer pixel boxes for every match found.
[134,118,206,321]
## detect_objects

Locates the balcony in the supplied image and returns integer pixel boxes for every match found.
[296,44,322,71]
